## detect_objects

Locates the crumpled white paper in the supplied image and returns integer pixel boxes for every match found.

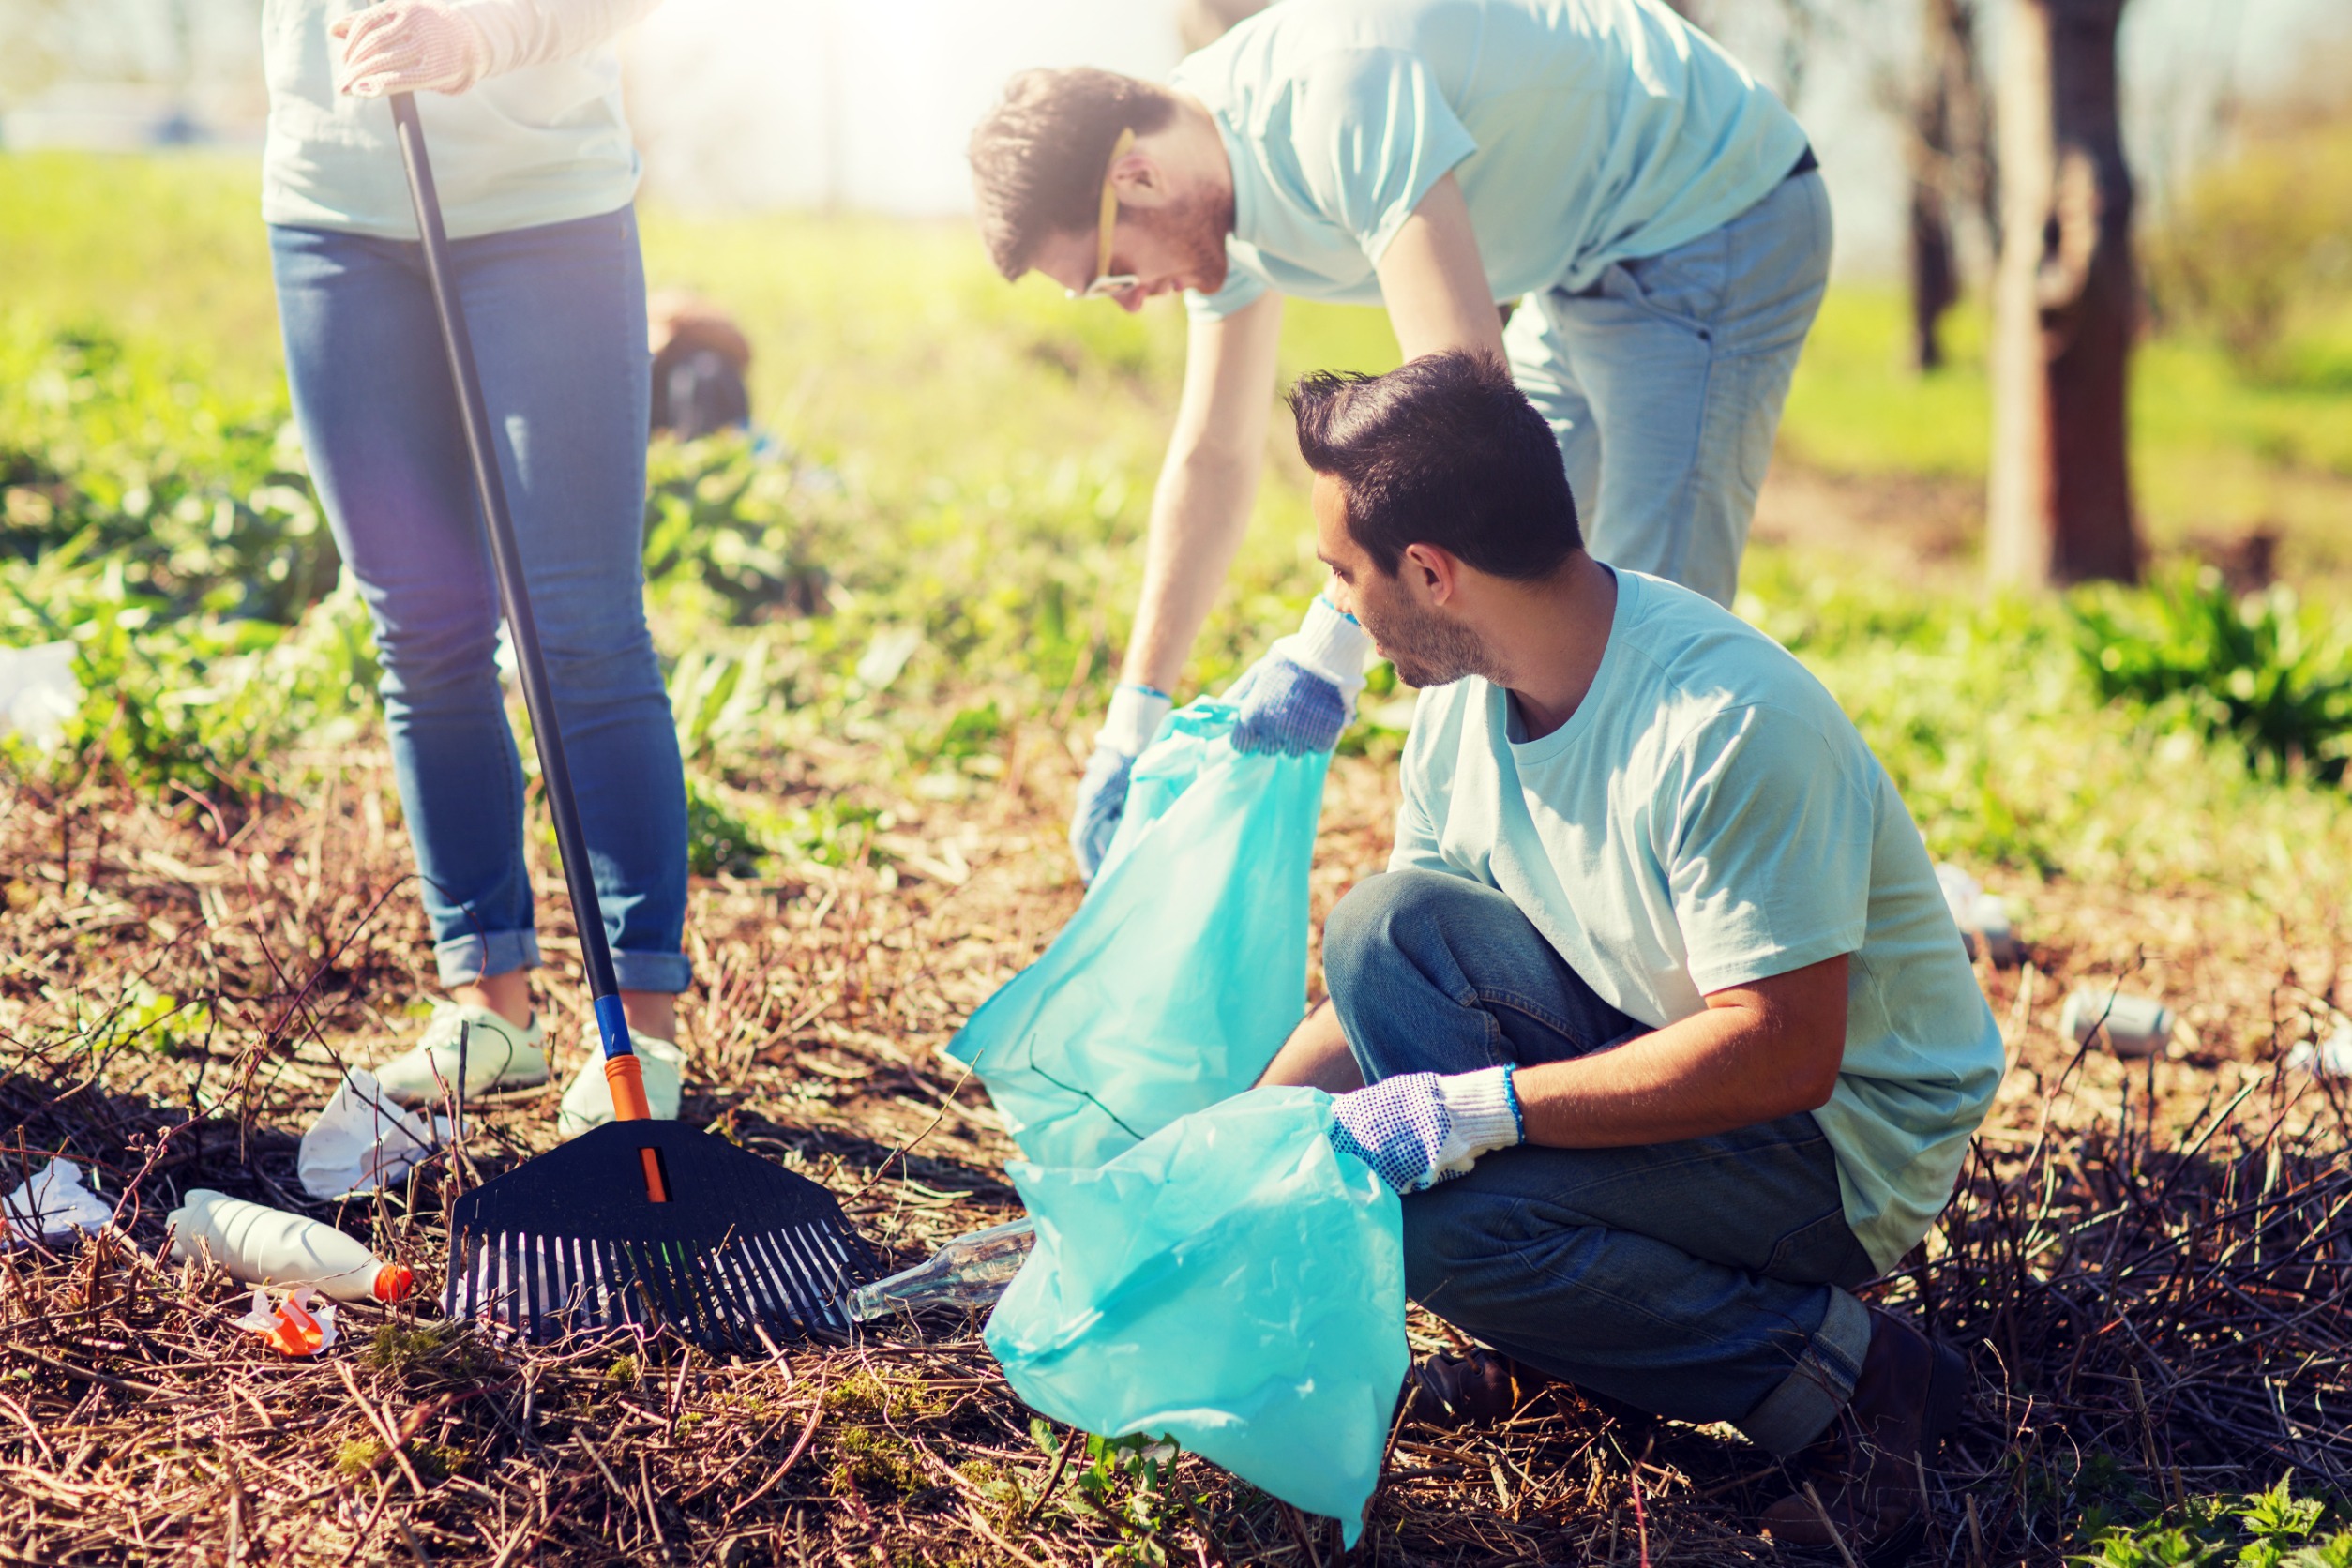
[233,1285,339,1357]
[298,1068,448,1200]
[2284,1018,2352,1078]
[0,641,80,750]
[0,1158,113,1249]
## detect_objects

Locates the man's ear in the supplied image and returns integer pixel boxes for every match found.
[1398,542,1463,607]
[1109,150,1168,209]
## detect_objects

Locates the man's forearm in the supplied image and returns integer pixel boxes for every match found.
[1515,959,1850,1149]
[1258,1000,1365,1092]
[1121,443,1261,692]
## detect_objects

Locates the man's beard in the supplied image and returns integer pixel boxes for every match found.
[1364,598,1496,690]
[1138,181,1235,294]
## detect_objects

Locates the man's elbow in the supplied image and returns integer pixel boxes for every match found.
[1783,1045,1844,1115]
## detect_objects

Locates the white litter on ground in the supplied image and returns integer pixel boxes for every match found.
[298,1067,447,1199]
[0,1158,113,1248]
[0,641,80,750]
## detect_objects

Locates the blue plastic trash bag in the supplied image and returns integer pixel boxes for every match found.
[947,697,1330,1169]
[985,1086,1407,1544]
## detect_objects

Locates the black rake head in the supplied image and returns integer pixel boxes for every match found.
[445,1121,881,1354]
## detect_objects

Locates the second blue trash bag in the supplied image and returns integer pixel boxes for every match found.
[946,696,1330,1169]
[984,1086,1408,1544]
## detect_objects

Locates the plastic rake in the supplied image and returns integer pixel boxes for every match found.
[387,89,881,1350]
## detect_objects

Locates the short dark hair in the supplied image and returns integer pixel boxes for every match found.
[968,68,1179,280]
[1289,353,1581,580]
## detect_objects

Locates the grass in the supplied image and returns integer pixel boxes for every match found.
[2,150,2350,1563]
[1778,286,2352,577]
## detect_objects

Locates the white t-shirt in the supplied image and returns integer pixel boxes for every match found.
[1171,0,1810,320]
[1392,569,2003,1271]
[262,0,656,241]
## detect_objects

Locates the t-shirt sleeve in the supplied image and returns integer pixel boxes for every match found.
[1293,47,1478,264]
[1666,705,1876,994]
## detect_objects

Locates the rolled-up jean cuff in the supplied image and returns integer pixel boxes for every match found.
[1736,1286,1872,1455]
[613,948,693,994]
[434,929,541,988]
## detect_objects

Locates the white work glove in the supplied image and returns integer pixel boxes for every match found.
[1069,683,1171,882]
[332,0,493,98]
[1326,1067,1524,1195]
[1229,596,1374,756]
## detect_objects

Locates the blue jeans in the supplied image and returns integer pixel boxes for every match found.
[1507,170,1832,607]
[1323,870,1876,1455]
[270,208,690,994]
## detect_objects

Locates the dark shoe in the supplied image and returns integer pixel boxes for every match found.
[1400,1348,1531,1429]
[1396,1349,1651,1434]
[1758,1307,1968,1564]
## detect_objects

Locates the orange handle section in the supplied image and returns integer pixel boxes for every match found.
[373,1264,416,1304]
[605,1055,654,1123]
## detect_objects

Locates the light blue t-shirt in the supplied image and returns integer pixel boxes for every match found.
[1171,0,1809,321]
[261,0,644,241]
[1392,570,2003,1271]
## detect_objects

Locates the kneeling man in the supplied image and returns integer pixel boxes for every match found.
[1261,353,2003,1552]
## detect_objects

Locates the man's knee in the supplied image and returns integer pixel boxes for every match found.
[1398,1176,1529,1317]
[1323,869,1488,1000]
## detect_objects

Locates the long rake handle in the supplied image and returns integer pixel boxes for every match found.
[388,92,654,1125]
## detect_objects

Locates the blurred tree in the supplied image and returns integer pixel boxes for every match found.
[2142,90,2352,378]
[1903,0,1994,371]
[1987,0,2141,588]
[0,0,70,108]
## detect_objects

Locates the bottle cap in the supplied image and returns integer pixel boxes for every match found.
[373,1263,415,1303]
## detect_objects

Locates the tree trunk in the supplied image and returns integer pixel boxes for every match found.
[1906,0,1988,372]
[1987,0,2141,588]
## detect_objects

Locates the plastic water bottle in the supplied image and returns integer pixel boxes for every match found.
[2059,988,2177,1060]
[847,1217,1034,1323]
[166,1189,415,1304]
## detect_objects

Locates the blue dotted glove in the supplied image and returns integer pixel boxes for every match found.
[1326,1067,1525,1195]
[1069,684,1169,882]
[1227,596,1372,757]
[1068,745,1137,882]
[1232,657,1349,755]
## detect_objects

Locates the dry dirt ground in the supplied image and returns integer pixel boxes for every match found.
[3,477,2347,1566]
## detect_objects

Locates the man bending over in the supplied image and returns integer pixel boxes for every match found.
[1259,353,2002,1555]
[966,0,1831,878]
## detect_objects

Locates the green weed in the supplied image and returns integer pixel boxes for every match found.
[2072,1474,2350,1567]
[2072,567,2352,782]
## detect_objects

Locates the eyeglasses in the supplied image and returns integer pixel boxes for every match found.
[1068,127,1139,300]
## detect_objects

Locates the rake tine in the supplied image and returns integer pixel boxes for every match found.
[791,1226,848,1331]
[758,1229,824,1333]
[714,1242,764,1336]
[523,1231,543,1343]
[591,1240,614,1332]
[789,1226,850,1331]
[732,1231,792,1331]
[741,1235,799,1329]
[784,1225,850,1329]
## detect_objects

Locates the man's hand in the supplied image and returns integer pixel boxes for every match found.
[331,0,492,98]
[1230,596,1373,755]
[1068,684,1170,882]
[1327,1066,1523,1195]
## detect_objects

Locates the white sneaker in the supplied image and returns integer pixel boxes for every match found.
[557,1032,684,1138]
[372,1002,548,1107]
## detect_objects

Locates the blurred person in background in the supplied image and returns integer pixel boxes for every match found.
[648,289,753,440]
[263,0,692,1133]
[969,0,1830,880]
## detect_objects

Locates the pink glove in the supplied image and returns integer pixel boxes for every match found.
[331,1,492,98]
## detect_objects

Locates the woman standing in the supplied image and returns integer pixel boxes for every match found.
[264,0,687,1132]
